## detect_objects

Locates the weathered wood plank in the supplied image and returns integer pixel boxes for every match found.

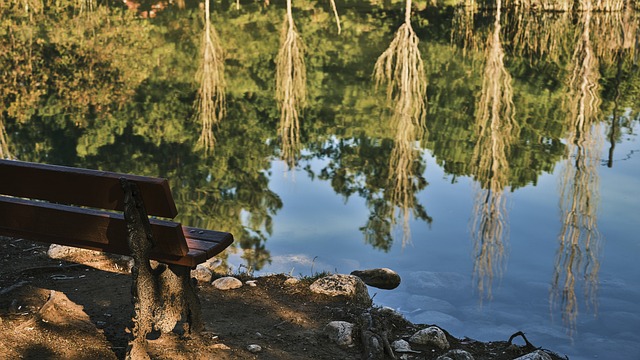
[0,159,177,218]
[0,195,188,257]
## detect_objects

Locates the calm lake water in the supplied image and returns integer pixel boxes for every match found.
[2,1,639,359]
[254,122,640,360]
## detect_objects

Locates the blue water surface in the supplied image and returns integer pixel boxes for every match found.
[239,123,640,360]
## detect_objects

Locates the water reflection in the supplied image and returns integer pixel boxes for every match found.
[551,8,603,335]
[468,0,518,300]
[194,0,226,153]
[508,11,571,64]
[451,4,478,56]
[275,0,306,169]
[1,0,639,341]
[374,0,428,246]
[0,118,11,159]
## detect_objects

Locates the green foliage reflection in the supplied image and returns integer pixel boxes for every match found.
[0,0,639,272]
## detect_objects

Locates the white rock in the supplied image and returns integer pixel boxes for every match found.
[392,339,419,353]
[246,344,262,353]
[437,349,475,360]
[324,321,354,346]
[513,350,553,360]
[409,326,449,350]
[191,264,213,283]
[47,244,90,259]
[246,280,258,287]
[284,277,300,286]
[212,277,243,290]
[47,244,133,272]
[309,274,370,305]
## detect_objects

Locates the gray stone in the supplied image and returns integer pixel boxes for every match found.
[437,349,474,360]
[212,276,243,290]
[191,264,213,283]
[324,321,354,346]
[392,339,420,353]
[47,244,133,272]
[310,274,370,306]
[351,268,401,289]
[409,326,449,350]
[47,244,88,259]
[513,350,553,360]
[246,344,262,353]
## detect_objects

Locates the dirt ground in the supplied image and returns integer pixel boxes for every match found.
[0,237,567,360]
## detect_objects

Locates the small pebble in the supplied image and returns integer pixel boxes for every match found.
[246,280,258,287]
[247,344,262,353]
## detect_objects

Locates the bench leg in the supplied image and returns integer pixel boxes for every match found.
[157,264,204,335]
[122,179,159,360]
[121,178,203,360]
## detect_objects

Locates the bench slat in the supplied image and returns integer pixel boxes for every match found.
[185,236,234,258]
[0,195,189,257]
[154,230,233,267]
[0,196,234,267]
[0,159,178,218]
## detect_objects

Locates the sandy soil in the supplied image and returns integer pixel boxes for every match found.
[0,236,566,360]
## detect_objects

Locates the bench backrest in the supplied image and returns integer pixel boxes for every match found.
[0,160,177,217]
[0,159,189,258]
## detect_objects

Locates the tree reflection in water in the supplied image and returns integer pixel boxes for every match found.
[276,0,306,170]
[468,0,519,301]
[194,0,226,153]
[451,3,479,57]
[2,1,640,332]
[373,0,429,247]
[551,7,603,336]
[0,118,11,159]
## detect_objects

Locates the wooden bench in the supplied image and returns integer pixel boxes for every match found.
[0,159,234,358]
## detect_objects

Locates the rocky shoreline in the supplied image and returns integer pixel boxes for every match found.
[0,240,569,359]
[207,271,567,360]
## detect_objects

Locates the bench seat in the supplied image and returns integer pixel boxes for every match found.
[0,159,233,268]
